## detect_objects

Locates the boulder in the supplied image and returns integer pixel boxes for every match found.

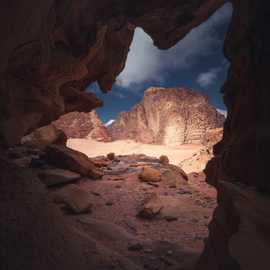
[38,168,81,187]
[107,152,115,161]
[54,185,93,214]
[161,170,181,188]
[159,155,169,165]
[139,193,163,218]
[139,194,181,220]
[167,164,189,182]
[139,166,162,183]
[45,145,103,179]
[21,124,67,150]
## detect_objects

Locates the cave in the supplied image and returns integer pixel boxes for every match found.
[1,1,270,270]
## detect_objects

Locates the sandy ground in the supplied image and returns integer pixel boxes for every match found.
[68,139,205,173]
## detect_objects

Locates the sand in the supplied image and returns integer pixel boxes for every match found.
[68,139,206,173]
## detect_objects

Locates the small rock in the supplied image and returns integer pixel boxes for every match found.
[139,166,162,183]
[146,182,159,188]
[165,216,178,222]
[128,242,143,251]
[91,191,101,197]
[139,193,163,218]
[178,189,192,195]
[54,185,93,214]
[105,201,114,206]
[159,155,169,165]
[12,156,32,168]
[144,248,153,254]
[38,168,81,187]
[107,152,115,160]
[191,218,199,223]
[160,256,174,266]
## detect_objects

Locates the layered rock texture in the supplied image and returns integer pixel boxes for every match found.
[1,1,270,270]
[109,87,225,146]
[54,111,111,141]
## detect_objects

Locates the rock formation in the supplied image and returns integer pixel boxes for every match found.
[1,1,270,270]
[54,111,111,141]
[109,87,225,146]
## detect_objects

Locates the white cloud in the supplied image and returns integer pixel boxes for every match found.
[217,108,228,118]
[112,91,126,99]
[105,119,115,126]
[116,3,233,89]
[196,67,221,88]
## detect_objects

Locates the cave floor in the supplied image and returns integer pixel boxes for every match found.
[47,154,216,270]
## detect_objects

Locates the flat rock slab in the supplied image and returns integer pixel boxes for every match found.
[38,168,81,187]
[45,144,103,179]
[54,185,93,214]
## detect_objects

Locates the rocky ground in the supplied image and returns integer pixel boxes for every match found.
[68,138,209,173]
[6,131,216,270]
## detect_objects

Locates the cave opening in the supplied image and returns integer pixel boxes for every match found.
[2,1,270,270]
[51,5,232,269]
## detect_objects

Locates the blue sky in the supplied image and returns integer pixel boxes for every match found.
[87,3,233,124]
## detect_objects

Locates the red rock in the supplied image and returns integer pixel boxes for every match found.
[21,124,67,150]
[54,111,111,142]
[108,88,224,146]
[45,145,103,179]
[159,155,170,165]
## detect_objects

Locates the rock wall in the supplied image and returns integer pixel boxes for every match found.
[0,0,225,146]
[54,111,111,141]
[197,1,270,269]
[109,87,225,146]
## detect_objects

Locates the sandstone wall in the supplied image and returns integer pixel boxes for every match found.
[54,111,111,141]
[109,87,225,146]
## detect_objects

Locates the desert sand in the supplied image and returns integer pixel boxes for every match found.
[68,139,206,173]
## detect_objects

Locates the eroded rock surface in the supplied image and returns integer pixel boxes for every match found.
[109,88,225,145]
[54,111,111,141]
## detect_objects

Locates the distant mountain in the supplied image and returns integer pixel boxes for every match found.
[108,87,225,146]
[54,111,111,142]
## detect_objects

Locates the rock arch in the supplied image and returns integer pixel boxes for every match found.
[1,1,269,269]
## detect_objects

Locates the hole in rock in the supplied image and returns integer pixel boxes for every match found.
[12,3,234,270]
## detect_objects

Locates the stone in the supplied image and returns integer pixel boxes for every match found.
[139,167,162,183]
[45,145,103,179]
[21,124,67,150]
[161,170,180,188]
[128,243,143,252]
[12,156,32,168]
[139,193,163,218]
[108,88,225,146]
[166,165,189,182]
[38,168,81,187]
[54,185,93,214]
[107,152,115,161]
[159,155,169,165]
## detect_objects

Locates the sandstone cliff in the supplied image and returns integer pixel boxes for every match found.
[108,87,225,146]
[54,111,111,142]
